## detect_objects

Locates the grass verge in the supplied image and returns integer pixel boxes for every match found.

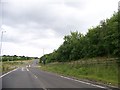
[40,57,119,87]
[1,60,33,74]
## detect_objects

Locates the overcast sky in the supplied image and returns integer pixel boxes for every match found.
[0,0,119,57]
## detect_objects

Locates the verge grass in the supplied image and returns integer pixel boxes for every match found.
[1,60,33,73]
[40,57,119,87]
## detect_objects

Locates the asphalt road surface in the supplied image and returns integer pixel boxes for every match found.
[0,60,110,90]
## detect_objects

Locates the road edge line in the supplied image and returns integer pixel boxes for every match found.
[60,75,106,89]
[0,68,19,78]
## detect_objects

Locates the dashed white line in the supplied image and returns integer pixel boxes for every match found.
[60,76,106,89]
[34,75,38,79]
[21,67,24,71]
[26,68,29,71]
[0,68,18,78]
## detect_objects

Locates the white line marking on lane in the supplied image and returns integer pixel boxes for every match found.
[28,68,47,90]
[34,75,38,79]
[0,68,19,78]
[60,76,106,89]
[21,67,24,71]
[26,68,29,71]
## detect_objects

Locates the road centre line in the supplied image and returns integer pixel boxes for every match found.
[28,69,47,90]
[26,68,29,71]
[0,68,18,78]
[1,66,106,89]
[34,75,38,79]
[21,67,23,71]
[60,76,106,89]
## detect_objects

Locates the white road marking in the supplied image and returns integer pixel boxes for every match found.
[34,75,38,79]
[37,66,41,67]
[21,67,24,71]
[29,69,47,90]
[28,69,37,79]
[0,68,18,78]
[26,68,29,71]
[33,66,41,68]
[60,76,106,89]
[43,88,48,90]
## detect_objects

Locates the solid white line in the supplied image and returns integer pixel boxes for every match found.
[60,76,106,89]
[0,68,18,78]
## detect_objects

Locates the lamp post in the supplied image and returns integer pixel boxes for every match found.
[0,31,6,62]
[42,48,46,65]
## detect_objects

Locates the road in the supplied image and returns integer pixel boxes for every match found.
[0,60,109,90]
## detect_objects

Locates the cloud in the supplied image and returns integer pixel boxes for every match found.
[1,0,119,57]
[2,0,86,35]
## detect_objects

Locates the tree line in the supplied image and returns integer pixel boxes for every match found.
[1,55,32,62]
[40,11,120,63]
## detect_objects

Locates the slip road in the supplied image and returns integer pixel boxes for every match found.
[0,60,108,90]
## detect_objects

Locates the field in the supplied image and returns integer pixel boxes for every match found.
[40,57,119,87]
[1,60,33,74]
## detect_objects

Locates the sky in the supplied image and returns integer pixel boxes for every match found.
[0,0,119,57]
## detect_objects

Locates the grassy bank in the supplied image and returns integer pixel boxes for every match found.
[40,57,119,87]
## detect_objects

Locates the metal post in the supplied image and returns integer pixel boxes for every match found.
[42,48,46,65]
[43,48,44,56]
[0,31,6,61]
[0,31,4,62]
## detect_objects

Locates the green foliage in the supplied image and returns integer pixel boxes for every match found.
[40,58,118,86]
[40,12,119,63]
[2,60,33,73]
[2,55,32,62]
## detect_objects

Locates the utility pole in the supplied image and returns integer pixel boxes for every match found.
[0,30,6,62]
[43,48,44,56]
[42,48,46,65]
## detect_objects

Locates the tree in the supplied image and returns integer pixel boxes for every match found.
[40,11,119,63]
